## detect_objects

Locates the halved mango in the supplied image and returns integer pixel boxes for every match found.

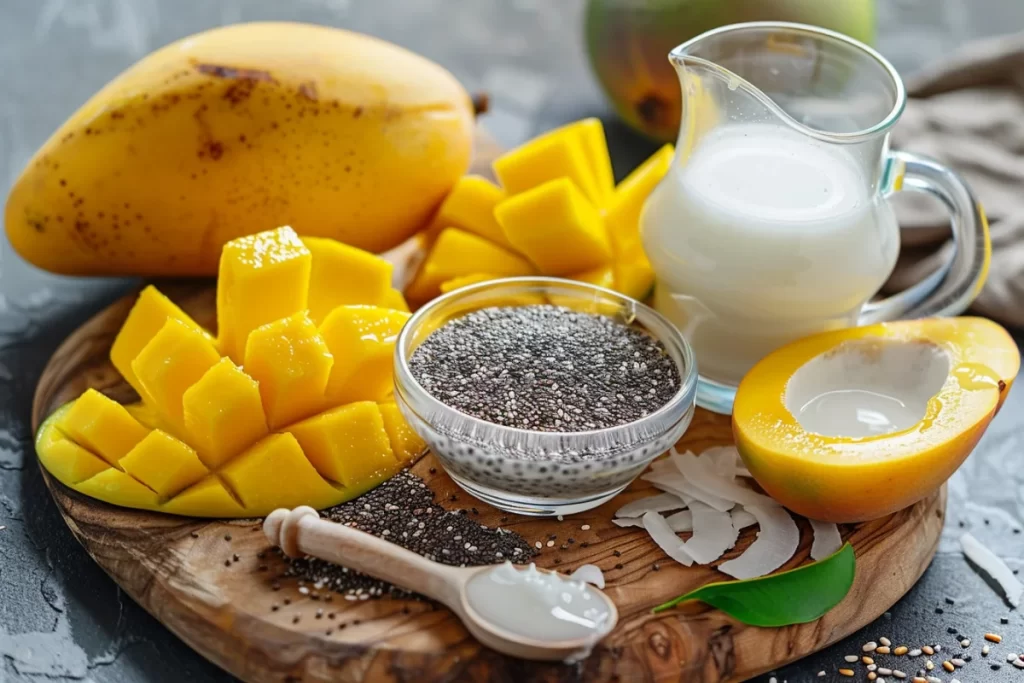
[76,468,160,509]
[132,318,221,431]
[303,237,394,325]
[162,476,246,517]
[734,317,1020,522]
[220,433,346,512]
[243,312,333,430]
[216,226,311,364]
[58,389,150,467]
[495,178,611,276]
[379,401,427,464]
[405,228,533,304]
[286,401,398,487]
[120,430,209,499]
[319,306,410,403]
[431,175,512,250]
[493,128,601,205]
[110,286,210,401]
[182,358,268,469]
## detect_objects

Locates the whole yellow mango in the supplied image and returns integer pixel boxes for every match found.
[5,22,474,275]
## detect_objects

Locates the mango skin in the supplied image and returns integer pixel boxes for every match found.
[6,22,474,275]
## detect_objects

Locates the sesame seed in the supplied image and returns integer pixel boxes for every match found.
[880,637,892,647]
[892,671,906,679]
[1015,660,1024,669]
[868,664,878,671]
[942,661,954,672]
[818,672,826,678]
[876,646,891,655]
[878,668,893,676]
[864,641,879,652]
[894,646,908,656]
[909,649,923,657]
[950,658,965,667]
[867,673,876,681]
[985,633,1002,643]
[925,660,934,670]
[845,655,859,663]
[1008,653,1019,662]
[982,645,990,656]
[960,639,970,648]
[581,524,590,531]
[838,669,854,677]
[863,656,875,665]
[922,646,934,656]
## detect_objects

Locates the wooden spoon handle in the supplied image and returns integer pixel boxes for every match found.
[263,507,467,607]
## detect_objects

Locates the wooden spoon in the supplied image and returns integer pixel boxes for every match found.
[264,506,618,661]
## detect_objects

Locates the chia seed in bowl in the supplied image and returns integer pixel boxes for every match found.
[394,278,697,516]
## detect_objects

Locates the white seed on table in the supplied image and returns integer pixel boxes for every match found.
[880,637,892,647]
[1015,659,1024,669]
[864,641,879,652]
[960,638,970,648]
[769,677,777,683]
[845,655,859,663]
[1008,652,1020,662]
[982,645,990,655]
[909,649,922,657]
[922,646,935,656]
[818,672,826,678]
[878,668,893,675]
[868,664,877,671]
[926,678,941,683]
[950,658,966,667]
[925,660,934,670]
[892,671,907,679]
[934,645,942,652]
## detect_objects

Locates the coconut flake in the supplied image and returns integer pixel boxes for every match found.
[703,445,740,476]
[642,470,732,511]
[681,501,739,564]
[809,519,843,560]
[670,449,778,509]
[616,509,693,532]
[614,492,688,518]
[612,517,643,528]
[731,507,758,530]
[961,532,1023,607]
[735,465,754,478]
[569,564,606,589]
[718,505,800,579]
[642,511,694,567]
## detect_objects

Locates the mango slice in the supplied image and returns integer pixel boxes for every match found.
[220,433,346,512]
[440,272,502,294]
[379,401,427,463]
[132,318,222,431]
[37,230,427,518]
[571,264,615,290]
[287,402,398,487]
[605,144,674,249]
[496,178,611,276]
[572,118,615,204]
[613,241,656,301]
[182,358,268,469]
[320,306,410,403]
[111,286,210,401]
[244,312,333,430]
[217,226,311,364]
[431,175,512,250]
[36,411,110,484]
[406,228,533,304]
[493,128,601,205]
[58,389,150,467]
[120,431,209,499]
[303,237,394,325]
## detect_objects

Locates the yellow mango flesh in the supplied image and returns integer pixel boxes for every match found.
[495,178,611,276]
[132,318,222,433]
[286,402,398,486]
[440,272,502,294]
[182,358,269,469]
[58,389,150,467]
[216,226,311,364]
[493,128,601,205]
[303,237,394,325]
[734,317,1021,522]
[220,433,346,512]
[380,288,410,313]
[110,286,211,402]
[405,228,533,304]
[571,265,615,290]
[605,144,673,249]
[120,431,209,499]
[244,312,333,430]
[319,306,410,403]
[431,175,512,250]
[6,22,473,276]
[379,401,427,463]
[613,241,656,301]
[37,229,425,517]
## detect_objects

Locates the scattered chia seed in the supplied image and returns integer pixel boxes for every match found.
[409,305,680,433]
[280,471,535,600]
[224,534,232,541]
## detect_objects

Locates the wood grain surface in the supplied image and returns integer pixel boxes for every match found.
[31,280,947,683]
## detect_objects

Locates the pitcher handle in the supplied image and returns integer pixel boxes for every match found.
[858,150,991,325]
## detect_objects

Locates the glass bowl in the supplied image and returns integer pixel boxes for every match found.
[393,277,698,516]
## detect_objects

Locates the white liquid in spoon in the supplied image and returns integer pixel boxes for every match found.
[465,562,613,645]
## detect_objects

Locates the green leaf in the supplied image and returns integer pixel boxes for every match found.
[652,543,855,627]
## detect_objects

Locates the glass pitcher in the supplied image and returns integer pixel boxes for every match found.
[640,22,989,415]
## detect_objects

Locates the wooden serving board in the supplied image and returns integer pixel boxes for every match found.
[32,279,946,683]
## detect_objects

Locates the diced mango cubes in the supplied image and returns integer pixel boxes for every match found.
[220,433,345,512]
[244,312,333,430]
[431,175,512,249]
[571,265,615,290]
[605,143,673,250]
[440,273,502,294]
[302,237,394,325]
[286,402,397,487]
[182,358,268,469]
[132,318,222,430]
[405,228,533,304]
[38,228,428,518]
[496,178,611,276]
[58,389,150,466]
[120,431,209,499]
[494,126,602,205]
[110,286,210,401]
[319,306,409,403]
[216,226,311,364]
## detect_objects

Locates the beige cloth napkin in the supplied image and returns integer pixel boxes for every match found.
[887,31,1024,327]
